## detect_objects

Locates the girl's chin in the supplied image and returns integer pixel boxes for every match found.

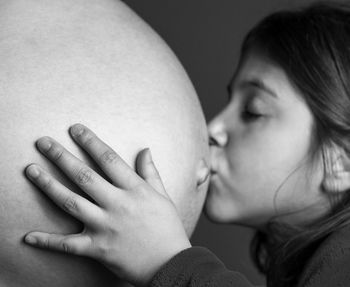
[204,204,227,223]
[204,193,235,223]
[205,184,253,226]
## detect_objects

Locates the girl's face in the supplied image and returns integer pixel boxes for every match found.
[207,52,331,228]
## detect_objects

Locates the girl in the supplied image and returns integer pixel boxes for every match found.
[23,2,350,286]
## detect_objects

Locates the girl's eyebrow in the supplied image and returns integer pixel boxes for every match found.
[226,78,278,101]
[240,79,278,99]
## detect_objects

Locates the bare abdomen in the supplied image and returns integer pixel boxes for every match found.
[0,0,207,286]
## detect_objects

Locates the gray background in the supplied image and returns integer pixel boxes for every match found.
[122,1,336,284]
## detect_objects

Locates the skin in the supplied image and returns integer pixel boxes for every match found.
[23,52,337,286]
[0,0,210,286]
[25,124,191,286]
[206,52,332,228]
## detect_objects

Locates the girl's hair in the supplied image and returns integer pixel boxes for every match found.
[240,2,350,286]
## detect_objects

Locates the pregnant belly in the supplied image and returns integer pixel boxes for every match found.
[0,1,208,285]
[0,81,192,285]
[0,60,202,287]
[0,110,144,287]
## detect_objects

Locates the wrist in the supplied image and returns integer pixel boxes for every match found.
[136,240,192,287]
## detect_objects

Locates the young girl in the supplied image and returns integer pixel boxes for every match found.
[23,2,350,286]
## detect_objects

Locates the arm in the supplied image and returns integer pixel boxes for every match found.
[24,124,256,287]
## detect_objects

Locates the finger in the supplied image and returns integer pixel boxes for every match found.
[69,123,144,190]
[136,148,169,199]
[24,231,92,256]
[26,164,104,226]
[36,136,115,206]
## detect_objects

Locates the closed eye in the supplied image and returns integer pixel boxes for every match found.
[243,110,263,120]
[242,113,261,123]
[241,102,265,122]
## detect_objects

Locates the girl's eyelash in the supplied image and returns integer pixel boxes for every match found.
[243,110,262,119]
[242,97,266,121]
[242,106,263,121]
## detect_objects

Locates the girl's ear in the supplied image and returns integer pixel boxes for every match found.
[322,145,350,194]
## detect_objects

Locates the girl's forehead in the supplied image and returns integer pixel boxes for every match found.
[232,54,287,89]
[236,52,284,79]
[230,52,310,107]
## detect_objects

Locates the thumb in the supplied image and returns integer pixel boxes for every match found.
[136,148,169,198]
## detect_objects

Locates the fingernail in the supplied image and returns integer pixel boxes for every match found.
[70,124,84,137]
[145,148,152,161]
[37,137,52,152]
[26,165,40,179]
[24,235,37,245]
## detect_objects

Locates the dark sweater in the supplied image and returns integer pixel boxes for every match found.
[149,225,350,287]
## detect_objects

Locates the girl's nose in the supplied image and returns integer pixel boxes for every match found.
[208,116,228,148]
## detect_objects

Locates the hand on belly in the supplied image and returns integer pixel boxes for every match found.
[24,124,192,286]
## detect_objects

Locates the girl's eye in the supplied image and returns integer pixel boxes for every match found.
[243,110,262,120]
[242,100,265,121]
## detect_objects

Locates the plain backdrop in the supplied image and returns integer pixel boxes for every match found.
[122,1,340,285]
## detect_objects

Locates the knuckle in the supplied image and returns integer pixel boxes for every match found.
[61,241,71,253]
[40,176,54,190]
[74,168,93,185]
[95,240,109,260]
[49,145,64,162]
[100,150,118,165]
[81,132,95,147]
[62,196,78,213]
[43,237,51,249]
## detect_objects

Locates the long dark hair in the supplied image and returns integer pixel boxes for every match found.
[240,2,350,286]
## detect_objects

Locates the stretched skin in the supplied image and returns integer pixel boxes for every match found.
[0,0,209,286]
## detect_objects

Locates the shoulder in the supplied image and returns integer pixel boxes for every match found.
[298,224,350,287]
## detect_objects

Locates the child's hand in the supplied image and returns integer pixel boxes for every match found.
[24,124,191,286]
